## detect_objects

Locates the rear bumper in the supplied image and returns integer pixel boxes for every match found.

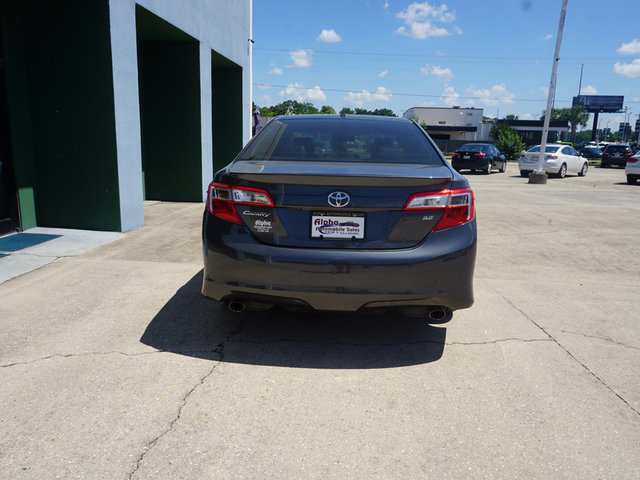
[518,160,560,174]
[202,211,476,312]
[452,158,489,170]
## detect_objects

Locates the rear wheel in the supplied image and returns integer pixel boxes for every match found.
[499,160,506,173]
[578,162,588,176]
[520,170,529,178]
[600,161,608,168]
[484,162,492,175]
[556,163,567,178]
[628,175,638,185]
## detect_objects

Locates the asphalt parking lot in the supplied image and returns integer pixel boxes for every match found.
[0,165,638,479]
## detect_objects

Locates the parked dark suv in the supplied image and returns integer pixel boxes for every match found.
[600,144,633,168]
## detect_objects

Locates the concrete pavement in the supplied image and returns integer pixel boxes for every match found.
[0,167,638,479]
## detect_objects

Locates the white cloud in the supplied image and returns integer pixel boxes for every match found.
[440,86,460,106]
[260,95,273,105]
[420,64,455,83]
[613,59,640,78]
[344,87,393,107]
[256,83,272,90]
[278,83,327,102]
[540,86,549,97]
[617,39,640,55]
[288,49,312,68]
[580,85,597,95]
[541,33,553,40]
[465,84,515,106]
[634,97,640,103]
[317,29,342,43]
[394,1,456,39]
[454,26,463,35]
[378,69,389,78]
[383,1,390,10]
[520,113,535,120]
[268,67,283,75]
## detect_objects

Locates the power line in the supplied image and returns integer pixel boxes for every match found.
[254,46,626,63]
[254,83,572,104]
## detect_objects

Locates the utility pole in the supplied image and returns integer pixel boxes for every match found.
[577,63,583,95]
[530,0,569,184]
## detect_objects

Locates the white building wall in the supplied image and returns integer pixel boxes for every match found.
[404,107,483,128]
[109,0,145,232]
[108,0,251,230]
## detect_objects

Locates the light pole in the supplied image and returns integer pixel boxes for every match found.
[623,108,632,142]
[531,0,569,185]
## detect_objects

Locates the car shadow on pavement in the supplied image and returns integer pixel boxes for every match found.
[140,270,447,369]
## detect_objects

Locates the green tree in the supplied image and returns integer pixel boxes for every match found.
[320,105,336,114]
[494,123,525,161]
[563,105,590,143]
[504,114,519,120]
[540,106,589,143]
[339,107,355,115]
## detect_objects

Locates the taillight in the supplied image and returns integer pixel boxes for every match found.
[403,188,475,232]
[206,182,274,225]
[629,158,639,163]
[545,155,558,160]
[475,153,486,158]
[519,154,526,160]
[452,153,459,159]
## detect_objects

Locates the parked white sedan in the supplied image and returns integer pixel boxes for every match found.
[519,144,588,178]
[626,151,640,185]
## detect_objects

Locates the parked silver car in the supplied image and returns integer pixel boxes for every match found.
[519,144,588,178]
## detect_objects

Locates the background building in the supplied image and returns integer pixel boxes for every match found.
[0,0,251,235]
[403,106,568,152]
[403,107,487,141]
[618,123,632,141]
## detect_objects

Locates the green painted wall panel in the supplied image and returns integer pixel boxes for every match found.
[212,65,243,172]
[138,41,202,202]
[1,2,37,230]
[2,0,122,231]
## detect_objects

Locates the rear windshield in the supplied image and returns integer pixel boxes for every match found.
[238,117,443,165]
[605,145,631,153]
[459,144,487,152]
[527,145,560,153]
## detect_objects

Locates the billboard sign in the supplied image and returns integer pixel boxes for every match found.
[572,95,624,113]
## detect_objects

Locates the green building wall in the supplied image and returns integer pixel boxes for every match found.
[137,40,202,202]
[2,0,122,231]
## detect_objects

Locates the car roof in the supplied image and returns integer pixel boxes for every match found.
[275,114,412,123]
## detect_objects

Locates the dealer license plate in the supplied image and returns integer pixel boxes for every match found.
[311,212,365,239]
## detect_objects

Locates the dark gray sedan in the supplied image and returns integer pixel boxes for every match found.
[451,143,507,174]
[202,115,476,322]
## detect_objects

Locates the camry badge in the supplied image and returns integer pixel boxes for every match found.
[328,191,350,208]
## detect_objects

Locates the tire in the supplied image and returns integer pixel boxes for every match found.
[628,175,638,185]
[520,170,529,178]
[578,162,588,177]
[600,161,608,168]
[556,163,567,178]
[499,160,506,173]
[484,162,492,175]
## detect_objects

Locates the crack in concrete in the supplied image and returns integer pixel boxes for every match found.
[550,328,640,351]
[0,350,168,368]
[0,337,552,369]
[483,277,640,417]
[227,337,552,348]
[127,320,244,480]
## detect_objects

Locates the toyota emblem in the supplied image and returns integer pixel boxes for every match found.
[328,191,350,208]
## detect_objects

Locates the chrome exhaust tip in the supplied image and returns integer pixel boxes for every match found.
[227,301,246,313]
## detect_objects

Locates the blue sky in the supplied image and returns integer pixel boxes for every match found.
[252,0,640,129]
